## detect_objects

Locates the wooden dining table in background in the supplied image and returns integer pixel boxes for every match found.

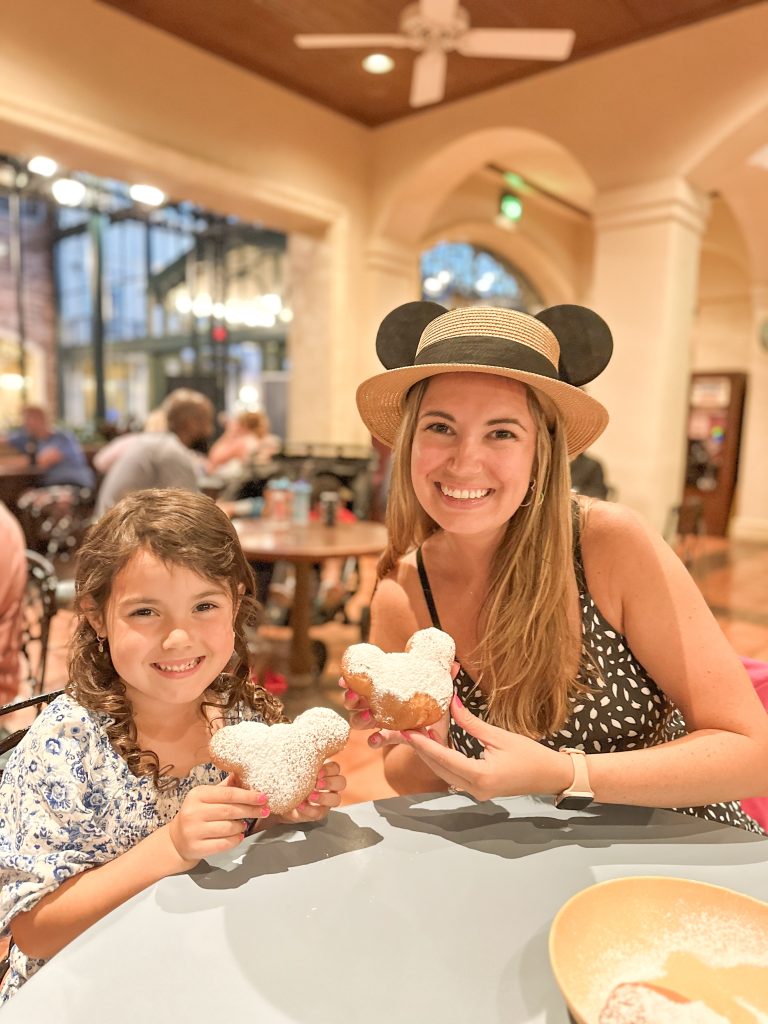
[233,517,387,686]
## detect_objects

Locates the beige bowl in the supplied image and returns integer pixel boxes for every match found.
[549,876,768,1023]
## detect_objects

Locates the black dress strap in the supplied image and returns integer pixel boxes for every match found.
[571,498,588,595]
[416,547,442,629]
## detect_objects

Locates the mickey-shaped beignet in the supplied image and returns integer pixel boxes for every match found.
[209,707,350,815]
[341,627,455,730]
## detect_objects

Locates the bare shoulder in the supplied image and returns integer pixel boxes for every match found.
[580,499,670,567]
[578,499,690,632]
[369,553,424,652]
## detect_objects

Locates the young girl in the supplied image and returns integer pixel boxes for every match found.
[347,300,768,832]
[0,488,346,1003]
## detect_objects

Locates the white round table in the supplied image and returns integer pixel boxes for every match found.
[5,794,767,1023]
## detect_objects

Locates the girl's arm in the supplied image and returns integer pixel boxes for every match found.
[11,778,266,960]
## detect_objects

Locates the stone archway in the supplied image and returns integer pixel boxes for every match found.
[360,126,595,385]
[373,125,594,248]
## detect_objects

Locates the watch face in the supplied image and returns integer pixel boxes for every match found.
[555,794,594,810]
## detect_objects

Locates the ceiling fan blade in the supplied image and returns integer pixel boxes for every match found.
[410,49,447,108]
[418,0,460,24]
[456,28,575,62]
[294,33,412,50]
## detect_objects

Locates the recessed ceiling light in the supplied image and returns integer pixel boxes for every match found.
[362,53,395,75]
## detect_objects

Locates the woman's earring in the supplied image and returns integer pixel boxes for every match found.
[519,478,536,508]
[96,635,107,655]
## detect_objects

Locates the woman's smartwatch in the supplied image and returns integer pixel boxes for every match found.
[555,747,594,810]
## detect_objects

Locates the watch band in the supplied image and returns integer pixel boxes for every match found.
[555,747,594,810]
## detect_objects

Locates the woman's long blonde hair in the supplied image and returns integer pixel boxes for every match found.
[67,489,284,789]
[380,376,590,739]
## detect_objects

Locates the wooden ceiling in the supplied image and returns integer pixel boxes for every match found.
[100,0,763,127]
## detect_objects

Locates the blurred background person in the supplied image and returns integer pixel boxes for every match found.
[95,389,214,516]
[569,450,610,500]
[206,409,281,481]
[4,406,94,491]
[91,406,167,477]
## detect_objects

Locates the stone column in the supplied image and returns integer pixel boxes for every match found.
[360,238,421,382]
[731,282,768,541]
[588,178,710,533]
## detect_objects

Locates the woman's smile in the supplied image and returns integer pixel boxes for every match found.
[436,482,494,504]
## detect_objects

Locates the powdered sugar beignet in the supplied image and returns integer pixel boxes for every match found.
[599,982,728,1023]
[209,707,350,815]
[341,627,455,730]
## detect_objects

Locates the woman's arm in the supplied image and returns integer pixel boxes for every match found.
[401,503,768,809]
[578,501,768,806]
[11,778,266,960]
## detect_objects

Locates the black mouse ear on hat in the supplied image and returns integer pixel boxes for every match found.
[535,305,613,386]
[376,301,447,370]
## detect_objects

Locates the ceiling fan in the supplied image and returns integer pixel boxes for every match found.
[294,0,575,109]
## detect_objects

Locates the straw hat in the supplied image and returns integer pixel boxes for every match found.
[356,302,613,458]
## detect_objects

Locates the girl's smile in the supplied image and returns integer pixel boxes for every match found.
[151,656,206,677]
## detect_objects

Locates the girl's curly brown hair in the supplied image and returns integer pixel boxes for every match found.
[67,488,284,790]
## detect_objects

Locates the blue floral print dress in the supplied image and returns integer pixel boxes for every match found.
[0,693,262,1004]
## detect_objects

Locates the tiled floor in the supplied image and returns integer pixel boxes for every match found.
[29,534,768,806]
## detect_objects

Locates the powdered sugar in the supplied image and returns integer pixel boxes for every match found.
[342,627,455,703]
[209,707,349,814]
[588,904,768,1021]
[599,983,728,1023]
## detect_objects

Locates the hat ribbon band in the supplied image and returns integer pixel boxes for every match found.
[414,335,559,380]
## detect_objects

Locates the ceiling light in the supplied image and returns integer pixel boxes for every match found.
[259,293,282,316]
[747,144,768,171]
[51,178,87,207]
[129,183,165,206]
[499,191,523,222]
[27,155,58,177]
[0,373,25,392]
[362,53,394,74]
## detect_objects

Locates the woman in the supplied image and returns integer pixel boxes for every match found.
[346,301,768,831]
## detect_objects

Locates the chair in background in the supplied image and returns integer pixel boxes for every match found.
[20,550,59,698]
[664,494,706,572]
[16,484,95,566]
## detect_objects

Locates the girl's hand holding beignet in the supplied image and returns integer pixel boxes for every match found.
[273,759,346,824]
[165,774,269,869]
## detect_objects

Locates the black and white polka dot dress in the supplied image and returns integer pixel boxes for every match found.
[415,544,765,835]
